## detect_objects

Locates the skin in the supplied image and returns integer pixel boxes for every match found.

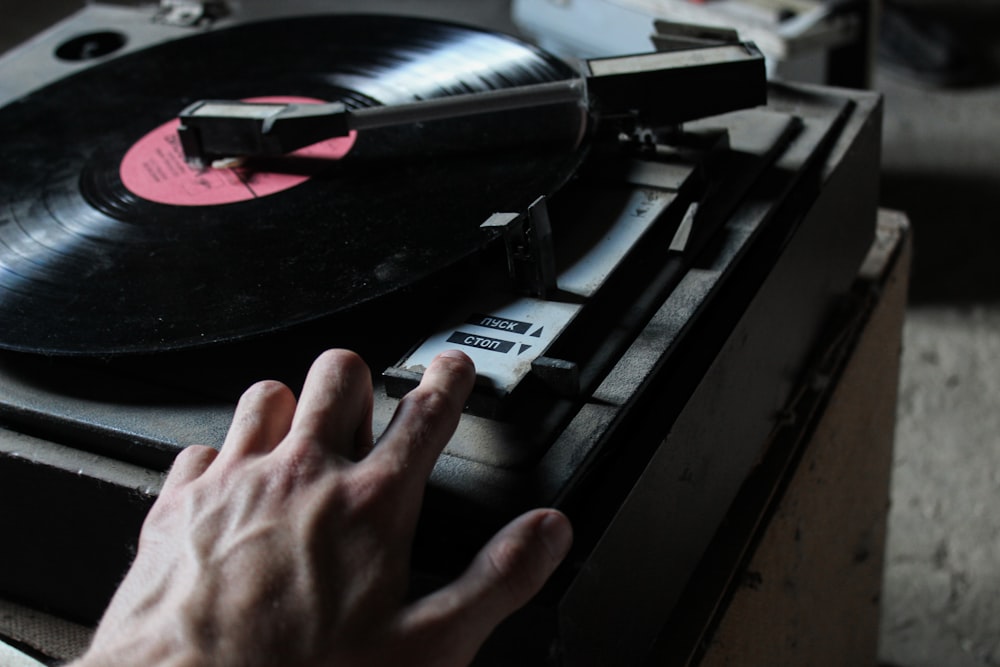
[70,349,572,667]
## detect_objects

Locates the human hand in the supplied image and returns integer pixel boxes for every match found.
[71,349,572,667]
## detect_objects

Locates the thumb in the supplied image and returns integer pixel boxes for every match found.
[402,509,573,664]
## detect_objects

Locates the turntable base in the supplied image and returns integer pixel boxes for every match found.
[0,5,889,664]
[0,213,907,666]
[654,211,908,667]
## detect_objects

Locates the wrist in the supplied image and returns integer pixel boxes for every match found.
[68,628,206,667]
[69,650,204,667]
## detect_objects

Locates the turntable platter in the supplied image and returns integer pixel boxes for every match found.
[0,15,586,355]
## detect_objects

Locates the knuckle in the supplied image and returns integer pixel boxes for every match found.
[168,444,217,477]
[486,538,536,602]
[174,443,216,465]
[403,386,452,422]
[273,442,327,482]
[348,463,402,510]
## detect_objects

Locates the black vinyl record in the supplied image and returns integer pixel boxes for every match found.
[0,15,587,355]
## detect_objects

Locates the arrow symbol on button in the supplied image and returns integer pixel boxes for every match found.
[519,344,532,355]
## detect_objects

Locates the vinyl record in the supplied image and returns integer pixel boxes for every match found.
[0,15,587,355]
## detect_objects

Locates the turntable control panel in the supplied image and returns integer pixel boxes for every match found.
[385,156,693,415]
[389,298,579,395]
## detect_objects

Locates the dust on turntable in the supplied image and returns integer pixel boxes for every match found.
[0,8,882,666]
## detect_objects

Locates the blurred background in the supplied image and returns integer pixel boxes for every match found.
[2,1,998,664]
[874,2,1000,665]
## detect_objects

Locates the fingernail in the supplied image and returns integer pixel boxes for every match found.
[539,511,573,563]
[438,349,474,367]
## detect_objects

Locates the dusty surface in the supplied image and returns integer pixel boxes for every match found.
[882,308,1000,666]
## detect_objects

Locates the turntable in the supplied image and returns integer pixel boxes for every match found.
[0,4,881,665]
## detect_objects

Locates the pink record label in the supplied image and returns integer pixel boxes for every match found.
[119,96,356,206]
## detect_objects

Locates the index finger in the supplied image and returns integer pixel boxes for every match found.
[287,349,374,461]
[368,350,475,484]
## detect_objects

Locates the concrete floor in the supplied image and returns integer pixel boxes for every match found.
[1,2,999,665]
[876,3,1000,664]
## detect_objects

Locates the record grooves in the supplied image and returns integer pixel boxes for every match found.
[0,15,588,356]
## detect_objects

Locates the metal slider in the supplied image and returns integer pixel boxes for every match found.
[669,202,700,254]
[481,197,557,298]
